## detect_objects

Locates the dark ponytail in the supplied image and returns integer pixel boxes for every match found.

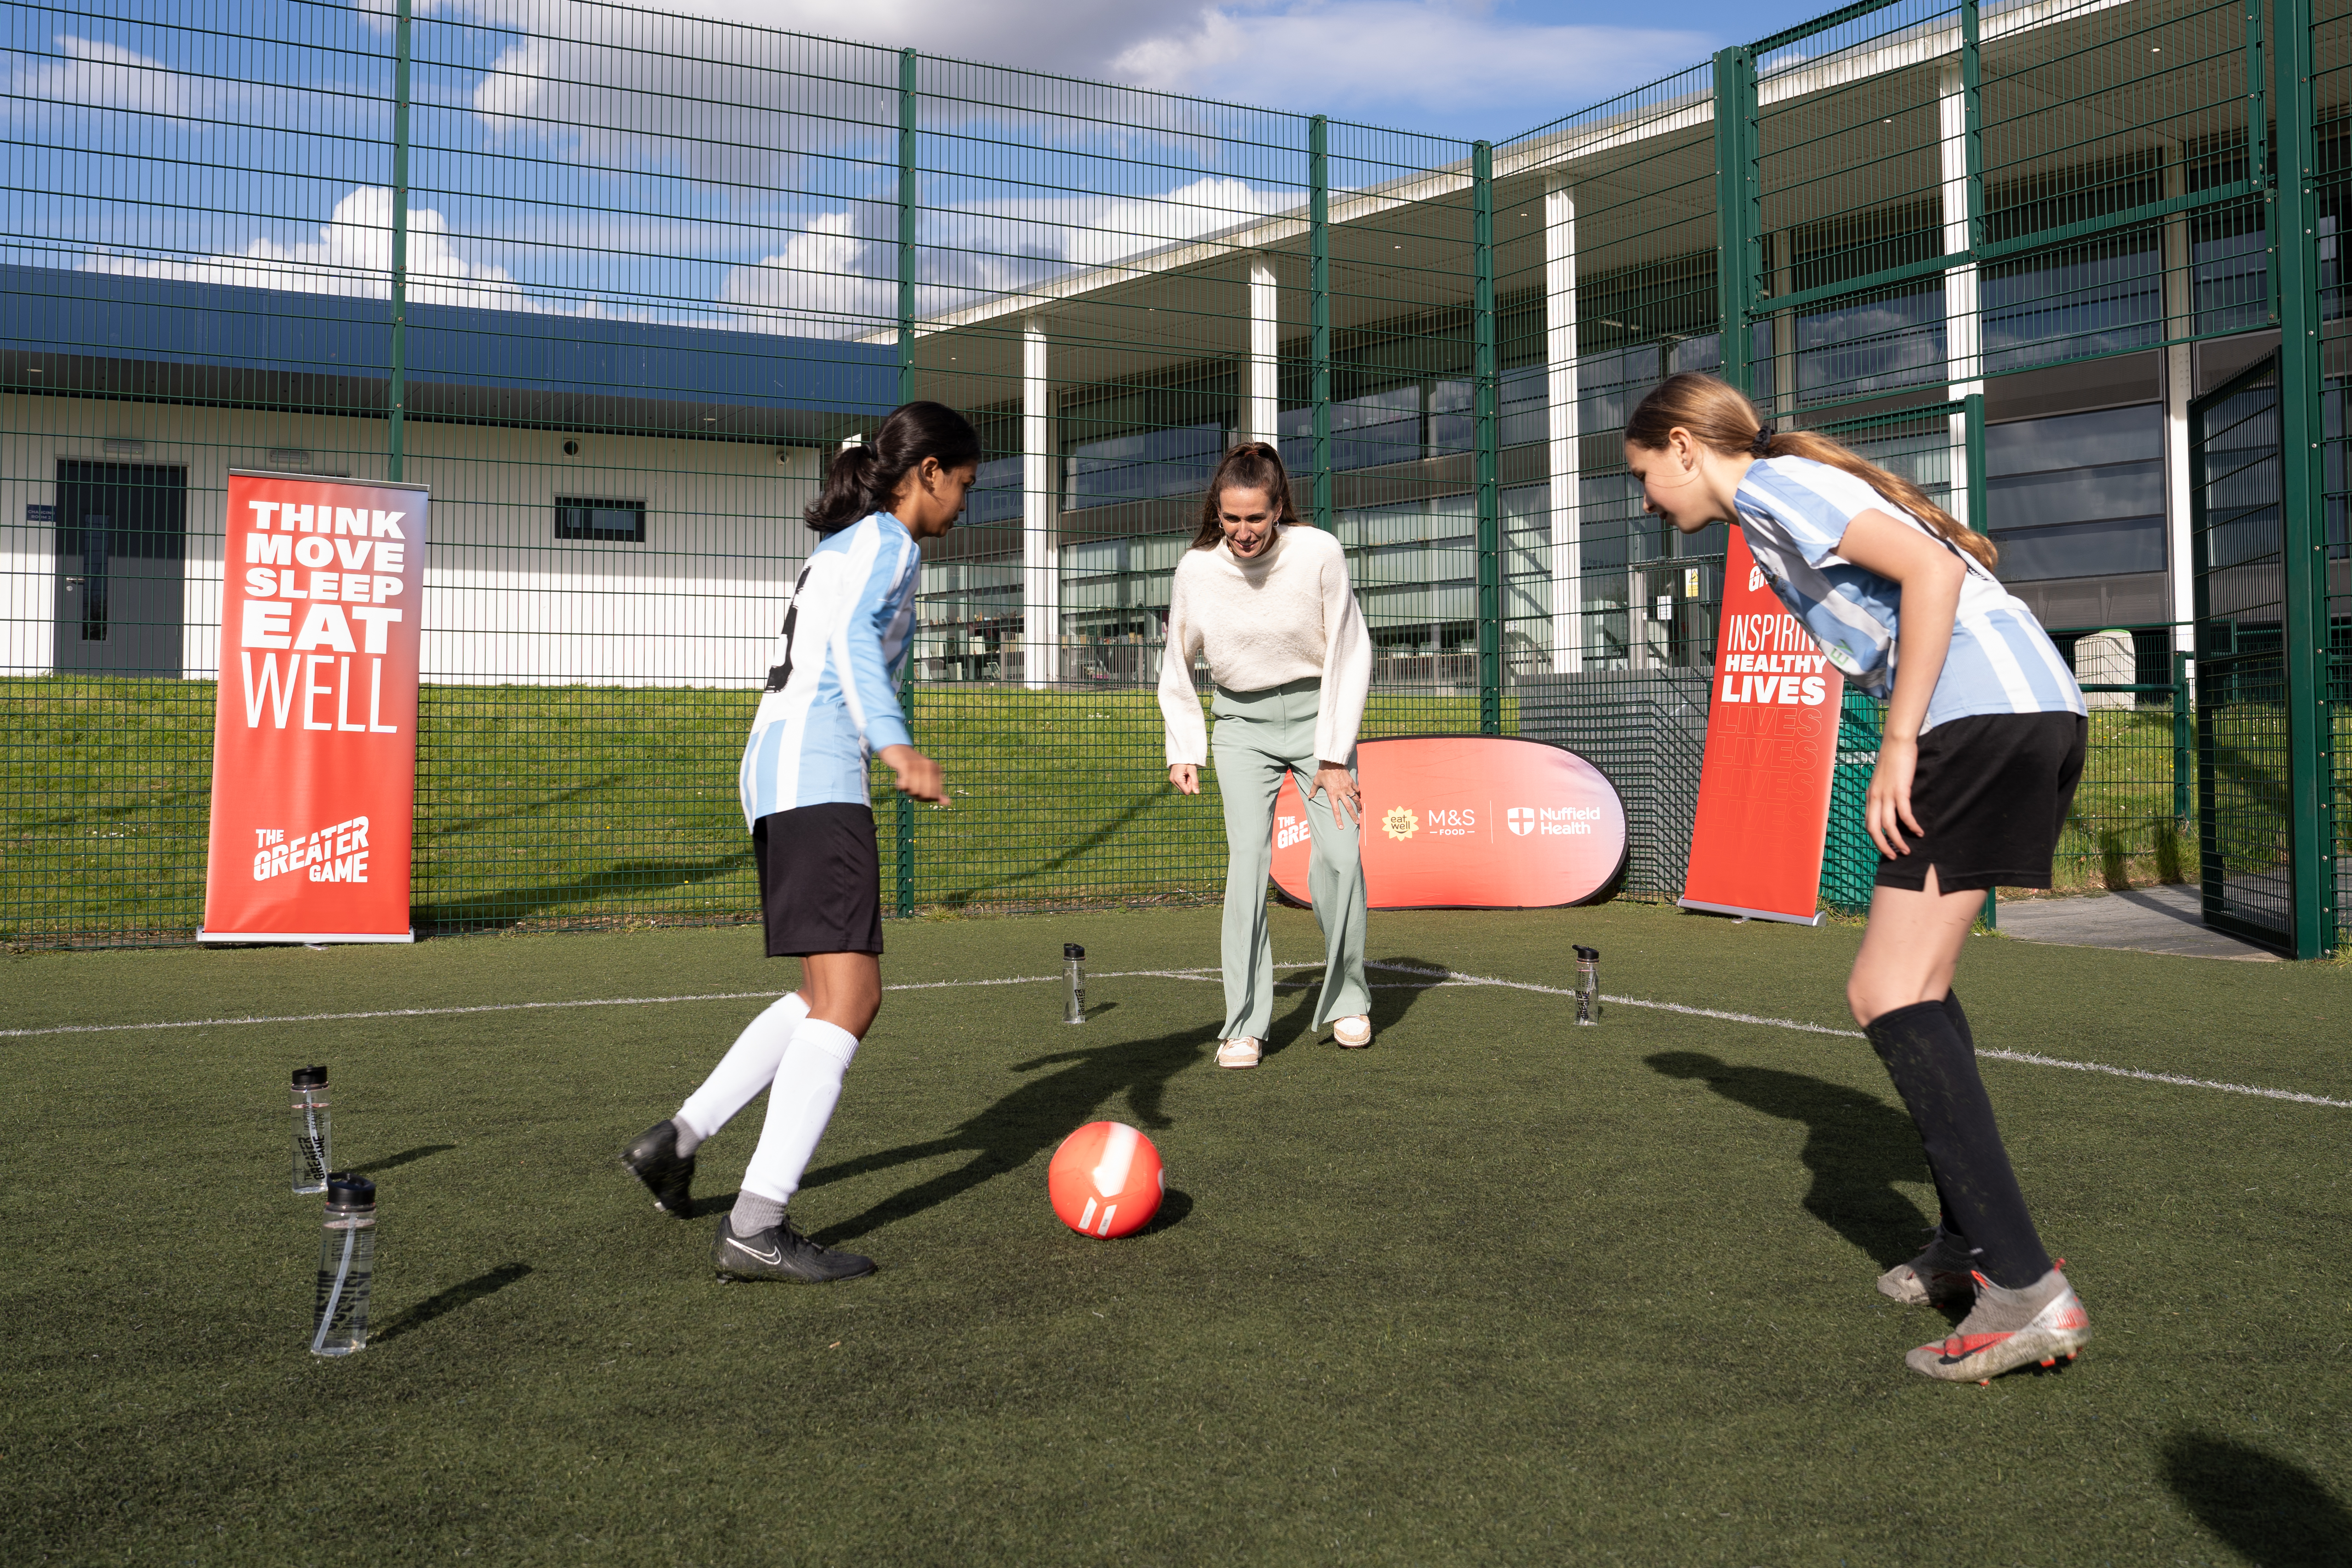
[805,400,982,536]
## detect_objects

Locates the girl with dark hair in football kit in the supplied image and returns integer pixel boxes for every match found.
[1625,372,2093,1384]
[621,400,979,1283]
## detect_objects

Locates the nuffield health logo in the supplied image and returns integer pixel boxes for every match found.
[1507,807,1535,836]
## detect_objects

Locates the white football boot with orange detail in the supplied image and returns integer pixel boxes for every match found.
[1905,1266,2090,1383]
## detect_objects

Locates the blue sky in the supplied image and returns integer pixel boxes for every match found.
[13,0,1841,330]
[697,0,1835,142]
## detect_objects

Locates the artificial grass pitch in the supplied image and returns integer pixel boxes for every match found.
[5,904,2349,1565]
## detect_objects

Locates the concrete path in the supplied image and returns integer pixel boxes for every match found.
[1993,884,2281,961]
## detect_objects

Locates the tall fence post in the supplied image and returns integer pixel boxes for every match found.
[2270,0,2337,957]
[386,0,411,482]
[1310,115,1331,533]
[2172,649,2194,826]
[1473,141,1501,733]
[1711,46,1757,395]
[1966,389,1994,929]
[894,45,918,919]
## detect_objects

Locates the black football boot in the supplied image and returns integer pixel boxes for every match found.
[620,1119,696,1218]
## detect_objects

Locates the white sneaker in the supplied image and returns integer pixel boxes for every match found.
[1332,1015,1372,1049]
[1215,1037,1261,1069]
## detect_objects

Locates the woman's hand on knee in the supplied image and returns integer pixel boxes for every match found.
[1311,762,1359,826]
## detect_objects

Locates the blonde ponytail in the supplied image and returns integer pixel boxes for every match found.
[1625,372,1999,571]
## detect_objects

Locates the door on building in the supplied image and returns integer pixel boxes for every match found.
[2186,354,2293,949]
[52,460,187,677]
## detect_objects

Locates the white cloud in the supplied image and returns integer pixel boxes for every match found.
[14,35,209,119]
[619,0,1207,81]
[1108,4,1710,119]
[718,212,894,336]
[89,187,530,310]
[594,0,1705,123]
[719,174,1288,336]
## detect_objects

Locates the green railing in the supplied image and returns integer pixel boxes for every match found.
[2,0,2345,954]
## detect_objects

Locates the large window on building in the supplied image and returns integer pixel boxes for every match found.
[1984,405,2165,582]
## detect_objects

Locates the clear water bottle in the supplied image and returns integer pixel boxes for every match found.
[290,1065,330,1194]
[311,1172,376,1357]
[1574,946,1602,1026]
[1064,943,1087,1025]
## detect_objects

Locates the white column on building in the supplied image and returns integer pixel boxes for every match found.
[2161,155,2196,658]
[1022,313,1057,688]
[1939,62,1982,529]
[1543,173,1582,673]
[1247,258,1280,446]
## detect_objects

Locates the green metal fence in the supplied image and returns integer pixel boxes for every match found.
[2,0,2345,954]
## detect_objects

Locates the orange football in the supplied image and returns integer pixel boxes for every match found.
[1046,1121,1164,1238]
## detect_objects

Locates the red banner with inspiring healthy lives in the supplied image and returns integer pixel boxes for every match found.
[199,472,430,943]
[1678,523,1845,926]
[1270,735,1627,910]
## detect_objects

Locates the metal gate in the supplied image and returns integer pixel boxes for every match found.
[2187,354,2294,949]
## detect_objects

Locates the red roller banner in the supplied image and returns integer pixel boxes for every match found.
[198,472,430,943]
[1678,523,1845,926]
[1270,735,1626,910]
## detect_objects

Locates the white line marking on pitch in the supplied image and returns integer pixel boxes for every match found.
[6,961,2344,1112]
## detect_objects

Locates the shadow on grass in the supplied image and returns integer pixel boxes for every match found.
[799,950,1449,1244]
[372,1262,532,1344]
[1136,1188,1193,1235]
[414,851,751,929]
[801,1020,1214,1245]
[1645,1051,1932,1269]
[350,1143,456,1175]
[1262,951,1449,1058]
[23,784,207,831]
[421,774,624,840]
[2165,1431,2352,1566]
[929,793,1168,909]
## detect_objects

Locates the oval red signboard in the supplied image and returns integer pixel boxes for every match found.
[1270,735,1627,911]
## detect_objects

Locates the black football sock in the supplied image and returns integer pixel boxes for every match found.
[1931,990,1974,1244]
[1865,1000,2053,1289]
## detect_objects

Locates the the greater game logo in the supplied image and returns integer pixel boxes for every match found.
[251,815,373,884]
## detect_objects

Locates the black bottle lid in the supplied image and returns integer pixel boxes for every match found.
[1574,945,1599,961]
[291,1064,329,1088]
[1064,943,1085,960]
[324,1172,376,1209]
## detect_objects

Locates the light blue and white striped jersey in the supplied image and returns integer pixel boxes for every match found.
[737,511,920,826]
[1733,455,2085,732]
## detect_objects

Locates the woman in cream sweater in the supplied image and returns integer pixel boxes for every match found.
[1159,442,1375,1069]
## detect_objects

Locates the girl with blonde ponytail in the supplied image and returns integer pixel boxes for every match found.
[1625,371,2092,1386]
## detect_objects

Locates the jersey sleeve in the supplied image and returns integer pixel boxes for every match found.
[827,529,915,756]
[1742,460,1888,568]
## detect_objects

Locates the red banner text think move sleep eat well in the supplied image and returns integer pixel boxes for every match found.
[199,472,430,943]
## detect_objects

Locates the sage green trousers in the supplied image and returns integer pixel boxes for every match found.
[1210,677,1370,1041]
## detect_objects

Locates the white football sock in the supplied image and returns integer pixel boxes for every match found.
[737,1019,859,1205]
[674,991,810,1153]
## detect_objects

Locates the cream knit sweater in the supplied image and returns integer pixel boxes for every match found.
[1158,524,1373,767]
